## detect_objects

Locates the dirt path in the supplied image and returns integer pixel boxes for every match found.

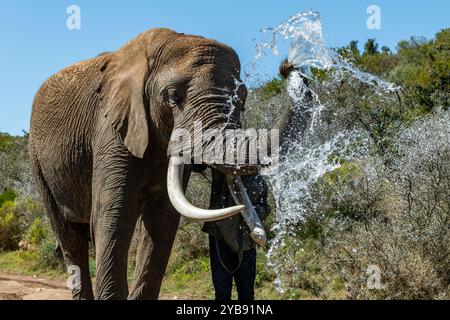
[0,273,70,300]
[0,272,200,300]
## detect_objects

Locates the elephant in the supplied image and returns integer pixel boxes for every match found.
[29,28,259,300]
[29,23,313,299]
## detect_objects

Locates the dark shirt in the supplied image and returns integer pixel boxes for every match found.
[203,172,270,253]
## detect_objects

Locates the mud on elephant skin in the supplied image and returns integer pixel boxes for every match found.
[29,28,260,300]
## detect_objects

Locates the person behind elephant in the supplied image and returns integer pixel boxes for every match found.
[202,170,270,300]
[199,58,308,300]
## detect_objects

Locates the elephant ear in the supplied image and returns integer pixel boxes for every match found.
[102,28,177,158]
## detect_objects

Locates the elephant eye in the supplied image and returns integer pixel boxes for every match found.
[167,88,184,106]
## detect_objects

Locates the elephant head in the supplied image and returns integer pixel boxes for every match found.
[101,28,256,221]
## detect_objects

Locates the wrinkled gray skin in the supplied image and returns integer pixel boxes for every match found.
[29,28,249,300]
[277,59,313,156]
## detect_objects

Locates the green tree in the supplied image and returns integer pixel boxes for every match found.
[363,38,379,55]
[337,40,361,63]
[391,29,450,110]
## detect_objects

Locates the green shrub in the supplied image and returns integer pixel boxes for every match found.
[0,190,17,207]
[259,77,285,101]
[26,218,49,245]
[0,133,15,152]
[0,191,49,252]
[269,111,450,299]
[36,233,63,271]
[0,201,23,251]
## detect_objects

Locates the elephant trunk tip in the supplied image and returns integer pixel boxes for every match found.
[279,59,296,79]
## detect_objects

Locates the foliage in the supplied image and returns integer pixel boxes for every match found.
[0,133,15,152]
[26,218,49,245]
[0,189,16,207]
[269,110,450,299]
[259,77,286,101]
[36,232,64,271]
[0,189,50,253]
[0,201,23,251]
[355,30,449,111]
[248,29,450,299]
[0,132,33,194]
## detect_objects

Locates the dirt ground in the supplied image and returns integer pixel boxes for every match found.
[0,272,199,300]
[0,273,70,300]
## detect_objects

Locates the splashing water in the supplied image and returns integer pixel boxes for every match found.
[247,11,400,293]
[225,77,245,123]
[249,11,399,92]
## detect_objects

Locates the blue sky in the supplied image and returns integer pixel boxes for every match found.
[1,0,449,135]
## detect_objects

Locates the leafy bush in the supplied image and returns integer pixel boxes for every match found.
[268,110,450,299]
[0,133,34,195]
[0,189,17,207]
[0,201,23,251]
[26,218,49,245]
[36,232,63,270]
[0,189,49,252]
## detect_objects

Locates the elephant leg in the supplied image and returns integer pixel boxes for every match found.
[91,139,142,299]
[128,196,180,300]
[59,223,94,300]
[32,163,93,299]
[92,210,138,299]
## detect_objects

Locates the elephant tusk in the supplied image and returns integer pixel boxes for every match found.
[167,156,245,222]
[225,175,267,246]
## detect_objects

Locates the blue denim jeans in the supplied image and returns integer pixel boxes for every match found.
[209,235,256,300]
